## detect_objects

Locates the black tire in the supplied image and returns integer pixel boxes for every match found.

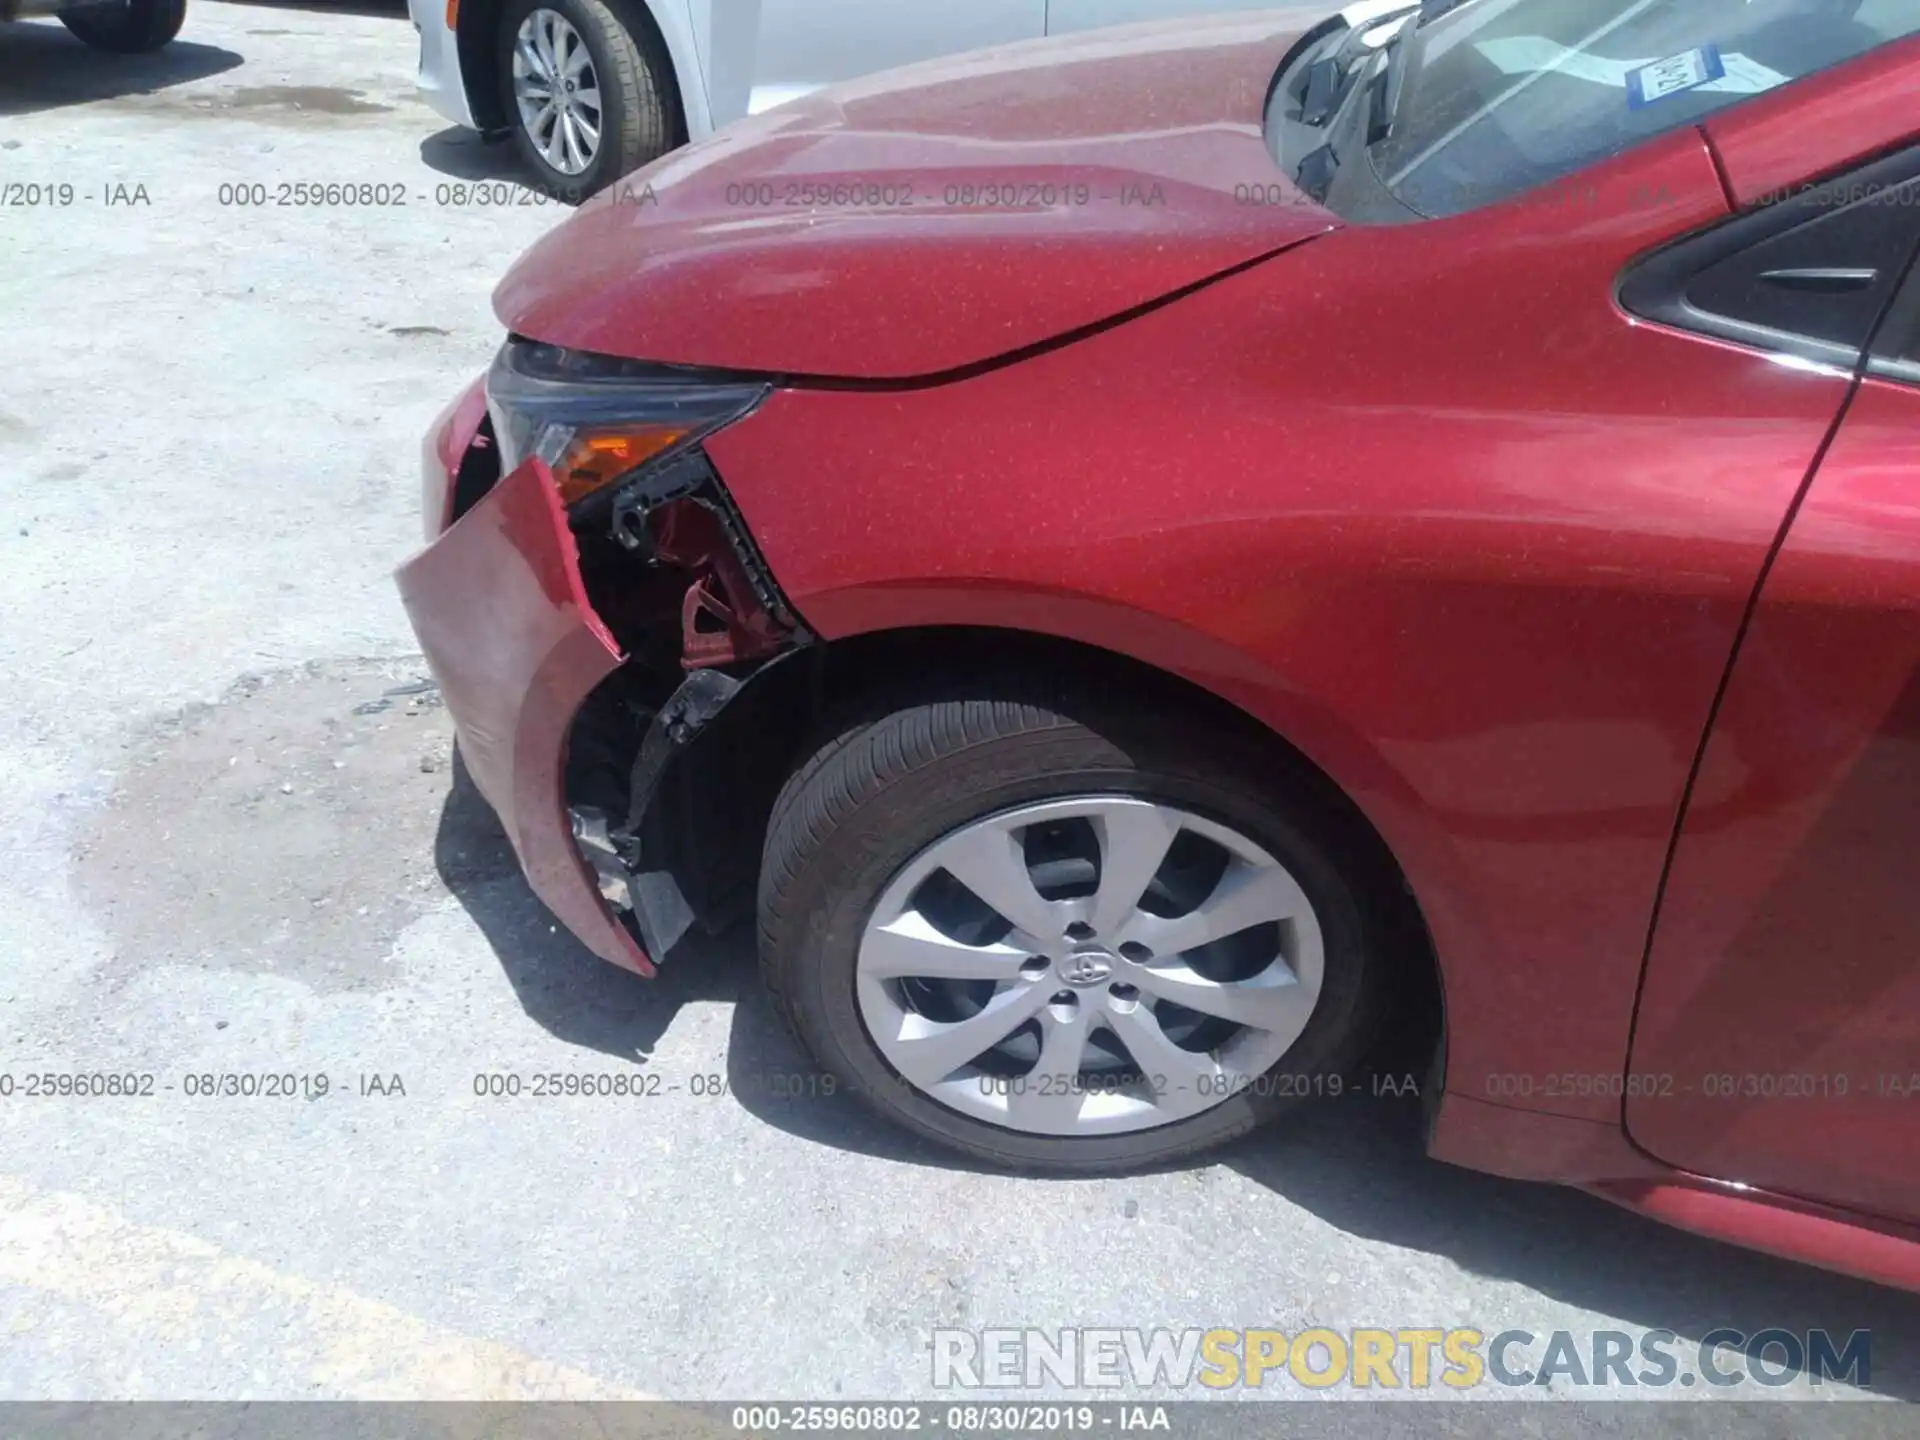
[59,0,185,52]
[496,0,671,204]
[758,668,1388,1174]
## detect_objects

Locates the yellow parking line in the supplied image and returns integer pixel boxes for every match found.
[0,1172,655,1401]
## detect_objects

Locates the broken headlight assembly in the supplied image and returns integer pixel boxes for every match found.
[485,338,771,510]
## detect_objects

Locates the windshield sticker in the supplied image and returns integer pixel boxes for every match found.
[1626,46,1725,107]
[1474,36,1788,96]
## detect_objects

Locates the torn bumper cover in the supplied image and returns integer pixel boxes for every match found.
[397,443,656,977]
[398,368,809,977]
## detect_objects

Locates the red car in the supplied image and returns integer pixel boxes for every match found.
[400,0,1920,1291]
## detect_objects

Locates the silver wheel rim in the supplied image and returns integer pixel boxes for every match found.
[512,9,601,177]
[855,797,1326,1137]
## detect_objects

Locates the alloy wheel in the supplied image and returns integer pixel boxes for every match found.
[855,796,1326,1137]
[512,9,603,177]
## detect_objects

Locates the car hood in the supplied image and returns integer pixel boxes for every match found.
[494,9,1339,381]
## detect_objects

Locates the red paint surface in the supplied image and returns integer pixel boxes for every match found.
[494,11,1335,379]
[1428,1094,1665,1185]
[1706,34,1920,209]
[1628,377,1920,1225]
[421,376,489,540]
[397,446,653,977]
[1589,1178,1920,1295]
[709,128,1854,1126]
[405,24,1920,1290]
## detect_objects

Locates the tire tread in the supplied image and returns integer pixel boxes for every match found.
[757,669,1387,1174]
[500,0,670,200]
[60,0,186,51]
[761,686,1075,1022]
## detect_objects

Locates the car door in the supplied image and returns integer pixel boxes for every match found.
[689,0,1046,127]
[1624,148,1920,1225]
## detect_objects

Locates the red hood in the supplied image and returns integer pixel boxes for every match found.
[494,9,1338,381]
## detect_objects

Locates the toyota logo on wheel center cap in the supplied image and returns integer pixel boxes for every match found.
[1060,950,1115,986]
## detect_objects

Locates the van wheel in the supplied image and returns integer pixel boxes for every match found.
[497,0,672,203]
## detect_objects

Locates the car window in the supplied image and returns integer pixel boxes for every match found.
[1866,237,1920,384]
[1619,147,1920,371]
[1371,0,1920,219]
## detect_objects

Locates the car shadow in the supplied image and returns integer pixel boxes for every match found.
[220,0,410,16]
[419,125,529,184]
[722,990,1920,1399]
[434,749,749,1065]
[438,754,1920,1398]
[1222,1096,1920,1399]
[434,747,1020,1153]
[0,19,240,117]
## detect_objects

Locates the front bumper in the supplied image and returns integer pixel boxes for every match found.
[407,0,477,130]
[396,383,654,976]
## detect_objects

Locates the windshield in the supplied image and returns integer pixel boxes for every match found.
[1357,0,1920,218]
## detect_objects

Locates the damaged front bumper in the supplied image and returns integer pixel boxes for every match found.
[398,434,657,975]
[397,374,807,977]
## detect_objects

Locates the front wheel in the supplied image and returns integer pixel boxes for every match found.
[758,670,1387,1174]
[497,0,672,203]
[59,0,186,52]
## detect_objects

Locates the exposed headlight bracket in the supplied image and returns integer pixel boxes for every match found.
[606,450,714,555]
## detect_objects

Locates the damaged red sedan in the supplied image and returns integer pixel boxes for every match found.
[400,0,1920,1290]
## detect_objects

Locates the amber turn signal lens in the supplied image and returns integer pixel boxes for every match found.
[446,0,460,29]
[553,427,691,506]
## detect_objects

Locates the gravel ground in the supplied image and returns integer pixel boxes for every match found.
[1,1,1917,1425]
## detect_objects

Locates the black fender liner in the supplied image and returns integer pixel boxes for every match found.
[568,648,816,962]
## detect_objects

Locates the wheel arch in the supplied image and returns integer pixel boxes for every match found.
[454,0,508,132]
[458,0,694,144]
[791,621,1449,1086]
